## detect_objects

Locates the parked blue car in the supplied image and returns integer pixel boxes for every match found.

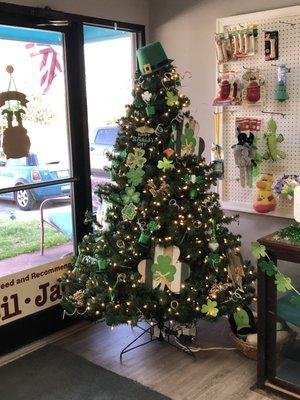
[0,153,70,210]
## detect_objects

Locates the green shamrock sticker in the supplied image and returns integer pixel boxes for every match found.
[122,186,140,205]
[157,157,175,172]
[165,91,179,106]
[126,148,146,169]
[259,260,277,277]
[126,168,145,187]
[275,273,293,292]
[251,241,267,259]
[151,255,176,286]
[121,202,137,221]
[181,123,196,155]
[201,299,219,317]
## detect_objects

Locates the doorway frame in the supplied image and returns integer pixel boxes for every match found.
[0,1,145,355]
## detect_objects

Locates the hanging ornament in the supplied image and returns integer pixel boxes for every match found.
[1,66,31,159]
[126,148,146,169]
[147,179,170,197]
[121,202,137,221]
[157,157,175,172]
[138,246,190,293]
[227,249,245,290]
[141,90,156,116]
[138,220,160,245]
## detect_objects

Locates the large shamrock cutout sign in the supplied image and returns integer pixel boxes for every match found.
[138,246,190,293]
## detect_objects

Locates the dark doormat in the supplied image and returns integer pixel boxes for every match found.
[0,345,171,400]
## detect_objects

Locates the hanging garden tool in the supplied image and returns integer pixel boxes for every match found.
[1,65,30,159]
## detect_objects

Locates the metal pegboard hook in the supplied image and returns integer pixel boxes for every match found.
[261,110,287,118]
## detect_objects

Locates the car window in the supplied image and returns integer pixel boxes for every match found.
[6,157,27,166]
[94,127,119,146]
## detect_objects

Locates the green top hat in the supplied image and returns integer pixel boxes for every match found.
[137,42,173,76]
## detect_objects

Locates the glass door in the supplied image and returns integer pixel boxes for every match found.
[83,25,135,211]
[0,22,76,327]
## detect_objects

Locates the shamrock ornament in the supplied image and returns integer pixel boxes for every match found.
[126,168,145,187]
[122,186,140,204]
[126,148,147,169]
[138,246,190,293]
[259,260,277,277]
[157,157,175,172]
[181,121,197,155]
[206,252,221,266]
[141,90,152,103]
[165,91,179,106]
[275,273,293,292]
[121,202,137,221]
[251,241,267,259]
[152,255,177,289]
[201,299,219,317]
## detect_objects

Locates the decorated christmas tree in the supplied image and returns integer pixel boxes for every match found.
[61,42,255,334]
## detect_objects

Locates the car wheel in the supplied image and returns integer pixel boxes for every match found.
[15,187,36,211]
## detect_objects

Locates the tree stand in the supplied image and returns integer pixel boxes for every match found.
[120,320,196,361]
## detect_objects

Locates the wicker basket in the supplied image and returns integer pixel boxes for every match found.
[230,326,297,361]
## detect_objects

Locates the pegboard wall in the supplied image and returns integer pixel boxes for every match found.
[216,6,300,218]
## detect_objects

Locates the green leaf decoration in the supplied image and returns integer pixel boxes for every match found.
[259,260,278,277]
[165,91,179,106]
[207,252,221,265]
[275,273,293,293]
[151,255,176,283]
[201,299,219,317]
[121,202,137,221]
[157,157,175,172]
[122,186,140,205]
[290,295,300,308]
[126,148,147,169]
[181,123,196,154]
[126,168,145,187]
[251,241,267,259]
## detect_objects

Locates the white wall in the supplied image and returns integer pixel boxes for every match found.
[1,0,149,25]
[149,0,300,259]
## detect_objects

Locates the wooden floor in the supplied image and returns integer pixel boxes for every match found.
[57,318,281,400]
